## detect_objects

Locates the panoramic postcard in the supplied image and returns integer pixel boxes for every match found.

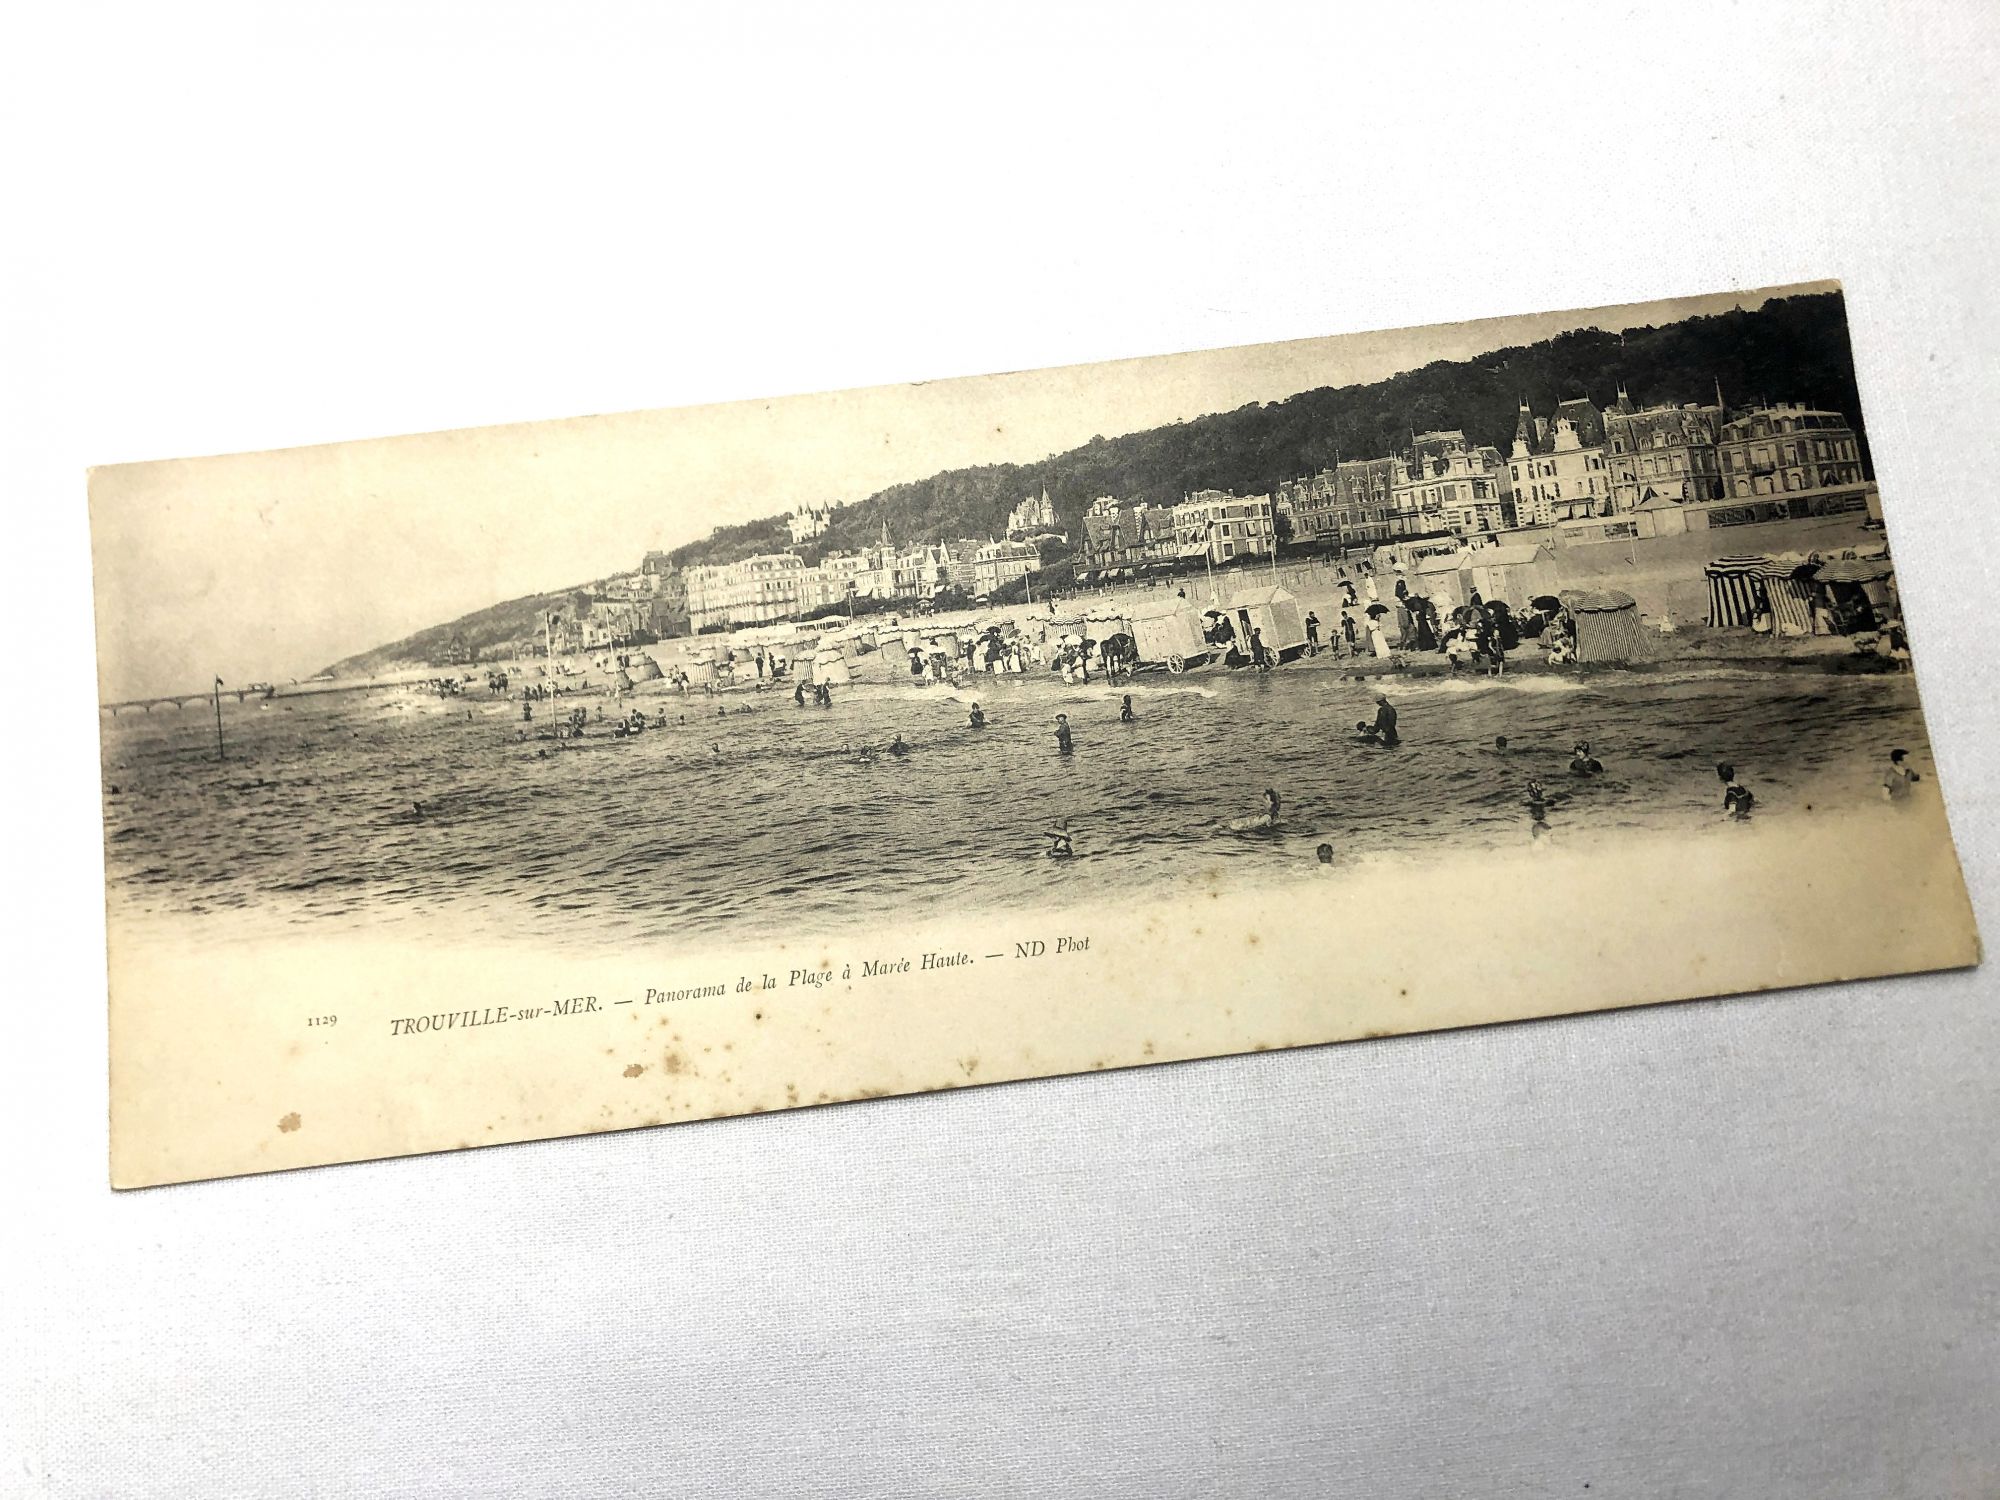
[91,281,1977,1185]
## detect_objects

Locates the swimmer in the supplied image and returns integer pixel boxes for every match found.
[1054,713,1073,752]
[1494,735,1509,752]
[1717,762,1755,819]
[1883,748,1922,801]
[1119,694,1134,723]
[1519,777,1551,833]
[889,733,909,756]
[712,742,722,761]
[1354,719,1381,745]
[1046,820,1074,858]
[1569,740,1604,776]
[1315,843,1334,866]
[794,682,807,707]
[1372,694,1399,748]
[968,703,986,729]
[1228,788,1282,833]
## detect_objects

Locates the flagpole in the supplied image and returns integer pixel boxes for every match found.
[212,676,226,762]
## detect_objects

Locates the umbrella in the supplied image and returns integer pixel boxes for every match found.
[1365,602,1390,618]
[1062,634,1084,646]
[1531,594,1563,613]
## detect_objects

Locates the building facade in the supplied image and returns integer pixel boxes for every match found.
[1392,431,1514,535]
[972,539,1039,596]
[786,501,840,544]
[1509,398,1611,525]
[684,553,810,632]
[1602,391,1724,512]
[1716,403,1865,500]
[1007,488,1058,536]
[1172,490,1275,566]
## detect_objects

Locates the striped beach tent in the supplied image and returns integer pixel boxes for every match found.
[1704,555,1818,633]
[1558,589,1646,664]
[1761,553,1818,636]
[1705,556,1771,628]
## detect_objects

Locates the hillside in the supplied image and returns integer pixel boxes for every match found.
[323,587,577,678]
[332,292,1861,673]
[743,290,1860,560]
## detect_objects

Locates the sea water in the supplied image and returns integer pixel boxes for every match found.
[98,666,1937,950]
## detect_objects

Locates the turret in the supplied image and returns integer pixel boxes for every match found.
[1511,401,1537,458]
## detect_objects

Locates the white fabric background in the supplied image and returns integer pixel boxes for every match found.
[4,3,1996,1495]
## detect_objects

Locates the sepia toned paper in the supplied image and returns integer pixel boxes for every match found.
[91,281,1979,1187]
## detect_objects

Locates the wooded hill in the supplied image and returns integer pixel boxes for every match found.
[331,292,1862,674]
[678,290,1863,567]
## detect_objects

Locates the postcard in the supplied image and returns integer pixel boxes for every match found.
[90,279,1978,1186]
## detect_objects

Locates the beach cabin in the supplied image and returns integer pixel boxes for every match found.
[1129,598,1213,672]
[1227,586,1308,662]
[1412,552,1470,611]
[1558,589,1646,664]
[1631,492,1689,540]
[1461,543,1560,610]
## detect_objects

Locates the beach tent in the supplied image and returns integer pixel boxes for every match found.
[1704,555,1816,635]
[1462,543,1561,610]
[1809,555,1897,634]
[625,654,664,683]
[812,645,851,686]
[1227,585,1308,660]
[1128,598,1212,672]
[1559,589,1646,664]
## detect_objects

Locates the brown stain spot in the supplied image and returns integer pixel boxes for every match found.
[1362,1029,1393,1039]
[1143,1040,1156,1056]
[1252,1043,1270,1052]
[785,1084,799,1103]
[815,1091,832,1103]
[658,1017,670,1028]
[1246,932,1260,947]
[859,1087,889,1099]
[1398,987,1408,997]
[753,1010,764,1021]
[277,1112,302,1133]
[661,1050,688,1076]
[723,1042,734,1052]
[959,1057,980,1077]
[623,1064,646,1078]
